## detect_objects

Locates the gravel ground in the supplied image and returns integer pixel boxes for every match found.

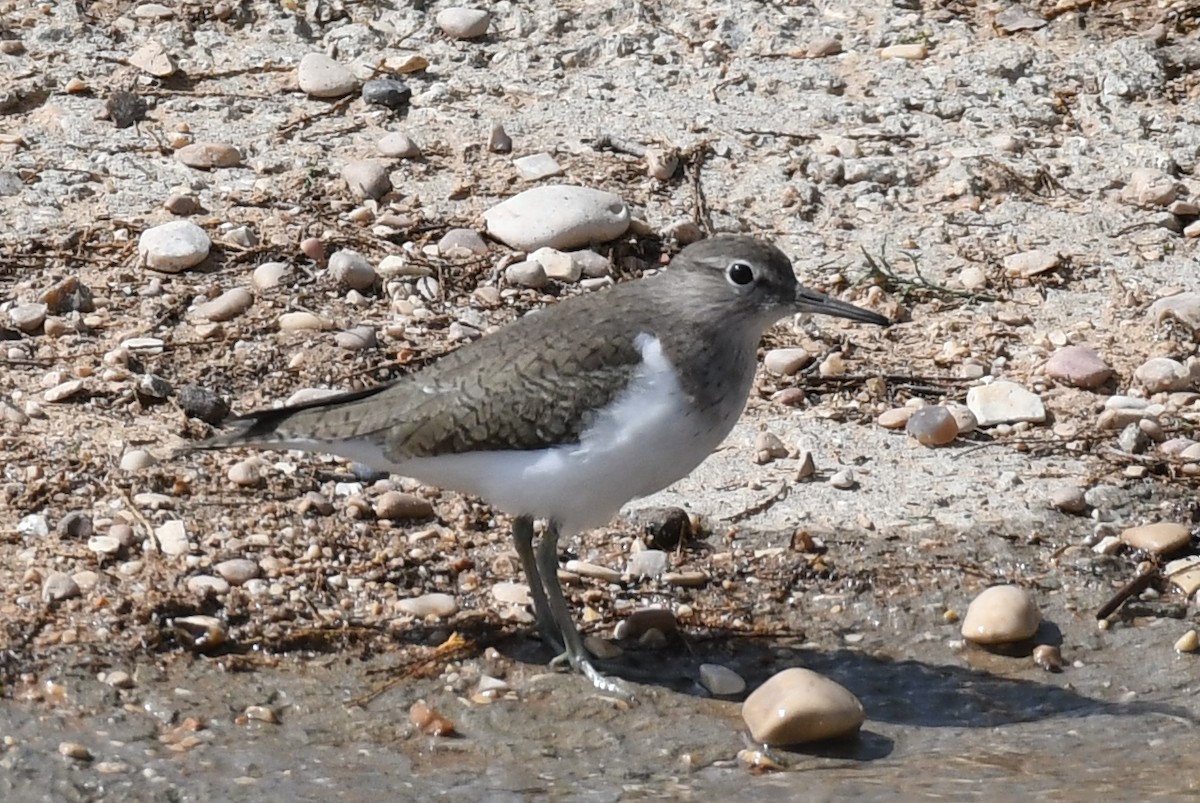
[3,0,1200,800]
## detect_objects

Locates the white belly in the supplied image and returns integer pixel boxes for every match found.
[320,334,746,535]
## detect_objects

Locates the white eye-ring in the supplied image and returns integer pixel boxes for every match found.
[726,261,754,286]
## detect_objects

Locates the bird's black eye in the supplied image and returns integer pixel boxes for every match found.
[727,261,754,286]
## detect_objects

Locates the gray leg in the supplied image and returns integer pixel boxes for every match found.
[537,520,632,698]
[511,515,562,651]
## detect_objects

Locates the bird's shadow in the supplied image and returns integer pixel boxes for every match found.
[491,627,1190,762]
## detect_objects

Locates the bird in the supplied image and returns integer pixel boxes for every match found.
[195,235,890,694]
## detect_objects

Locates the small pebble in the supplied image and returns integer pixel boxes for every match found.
[378,132,421,159]
[505,260,548,289]
[483,185,629,251]
[529,247,579,282]
[42,572,81,603]
[1134,357,1191,394]
[175,142,240,170]
[129,40,175,77]
[104,670,134,689]
[488,122,512,154]
[877,407,914,429]
[699,663,746,696]
[1175,629,1199,654]
[1003,249,1060,278]
[297,52,357,98]
[8,303,47,333]
[120,449,156,471]
[253,262,291,290]
[215,559,259,585]
[829,468,855,489]
[1044,345,1113,389]
[763,348,811,376]
[44,379,85,402]
[57,511,93,539]
[329,249,377,291]
[961,585,1041,644]
[614,608,678,640]
[374,491,434,520]
[491,581,532,606]
[191,287,252,322]
[754,431,789,464]
[513,152,563,181]
[361,79,411,109]
[279,312,330,331]
[154,520,190,557]
[436,7,490,39]
[905,406,958,446]
[335,325,377,351]
[626,549,669,578]
[58,742,93,761]
[164,193,200,215]
[342,160,392,200]
[572,250,611,278]
[187,575,231,596]
[88,535,121,556]
[227,459,263,487]
[1119,522,1191,555]
[396,593,458,618]
[879,42,927,60]
[1048,485,1088,515]
[300,237,326,263]
[1032,644,1064,672]
[564,560,622,583]
[966,381,1046,426]
[741,667,865,745]
[138,220,211,272]
[438,228,488,256]
[178,384,229,424]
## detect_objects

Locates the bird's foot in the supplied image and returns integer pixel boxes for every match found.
[549,650,635,701]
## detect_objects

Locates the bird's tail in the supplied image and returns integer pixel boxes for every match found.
[191,383,394,452]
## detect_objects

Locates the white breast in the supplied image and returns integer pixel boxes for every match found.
[361,334,745,535]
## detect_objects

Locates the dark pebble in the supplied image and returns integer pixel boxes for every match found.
[57,511,94,539]
[362,79,412,109]
[178,384,230,425]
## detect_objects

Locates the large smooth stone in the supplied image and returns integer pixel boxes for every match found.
[483,185,629,251]
[741,667,865,745]
[961,585,1041,645]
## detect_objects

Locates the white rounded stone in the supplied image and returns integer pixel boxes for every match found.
[961,585,1041,645]
[483,185,630,251]
[252,262,291,290]
[436,7,490,39]
[138,220,211,272]
[297,53,357,98]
